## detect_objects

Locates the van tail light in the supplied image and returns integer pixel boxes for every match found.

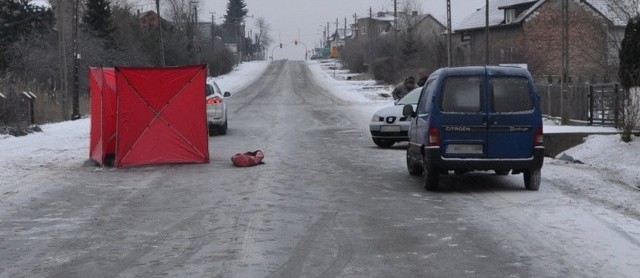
[207,97,222,105]
[534,127,544,146]
[428,128,440,146]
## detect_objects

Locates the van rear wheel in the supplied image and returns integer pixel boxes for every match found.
[423,163,439,191]
[406,151,423,176]
[524,169,541,191]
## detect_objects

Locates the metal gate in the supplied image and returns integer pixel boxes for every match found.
[589,83,623,127]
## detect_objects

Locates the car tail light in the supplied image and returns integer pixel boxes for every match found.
[428,128,440,146]
[534,127,544,146]
[207,97,222,105]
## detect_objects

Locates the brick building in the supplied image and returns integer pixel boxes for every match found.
[454,0,627,82]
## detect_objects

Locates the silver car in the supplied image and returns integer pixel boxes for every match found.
[206,81,231,135]
[369,86,422,147]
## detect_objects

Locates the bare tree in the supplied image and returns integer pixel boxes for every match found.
[619,88,640,142]
[254,17,272,60]
[164,0,197,32]
[398,0,423,31]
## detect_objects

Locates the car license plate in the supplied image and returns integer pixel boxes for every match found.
[380,125,401,132]
[446,144,483,154]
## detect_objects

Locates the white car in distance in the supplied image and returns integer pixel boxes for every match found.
[206,81,231,135]
[369,86,422,147]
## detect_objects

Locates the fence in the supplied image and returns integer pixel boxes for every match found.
[0,76,90,132]
[537,82,624,127]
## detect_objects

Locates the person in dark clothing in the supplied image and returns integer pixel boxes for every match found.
[391,76,417,100]
[417,70,430,87]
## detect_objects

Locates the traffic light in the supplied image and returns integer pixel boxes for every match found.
[280,43,283,48]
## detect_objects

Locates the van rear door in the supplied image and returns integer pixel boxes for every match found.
[486,76,537,159]
[438,76,487,158]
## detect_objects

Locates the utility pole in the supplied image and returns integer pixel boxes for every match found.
[447,0,452,67]
[55,0,69,120]
[193,1,200,64]
[71,0,80,120]
[394,0,398,80]
[485,0,490,65]
[210,12,215,46]
[156,0,166,66]
[335,18,338,41]
[353,13,358,38]
[344,17,347,38]
[210,12,216,64]
[393,0,397,41]
[561,0,570,124]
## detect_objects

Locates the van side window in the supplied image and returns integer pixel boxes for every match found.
[440,76,483,113]
[418,80,436,114]
[491,77,533,113]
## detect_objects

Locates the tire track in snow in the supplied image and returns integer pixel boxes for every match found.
[266,212,353,278]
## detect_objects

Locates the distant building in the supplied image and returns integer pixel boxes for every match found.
[454,0,627,82]
[354,11,395,40]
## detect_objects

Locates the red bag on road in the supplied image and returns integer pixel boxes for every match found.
[231,150,265,167]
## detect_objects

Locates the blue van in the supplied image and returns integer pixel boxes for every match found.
[403,66,544,191]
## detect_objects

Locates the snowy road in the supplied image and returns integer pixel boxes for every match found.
[1,61,640,277]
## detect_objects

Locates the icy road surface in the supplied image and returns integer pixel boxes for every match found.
[1,60,640,277]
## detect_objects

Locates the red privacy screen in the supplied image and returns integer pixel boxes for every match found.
[90,65,209,168]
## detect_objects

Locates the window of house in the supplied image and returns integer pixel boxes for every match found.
[361,26,366,35]
[505,9,516,24]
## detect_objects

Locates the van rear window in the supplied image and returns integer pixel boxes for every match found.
[492,77,533,112]
[440,77,482,113]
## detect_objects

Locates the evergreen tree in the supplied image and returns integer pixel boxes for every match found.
[619,17,640,90]
[83,0,113,39]
[223,0,248,26]
[0,0,53,70]
[223,0,247,40]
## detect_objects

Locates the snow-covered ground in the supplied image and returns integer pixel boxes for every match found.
[0,61,270,195]
[3,59,639,209]
[308,60,394,105]
[208,61,270,94]
[311,57,640,215]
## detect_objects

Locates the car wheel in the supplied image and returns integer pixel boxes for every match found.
[495,170,510,176]
[406,150,423,176]
[373,138,395,148]
[208,125,216,136]
[524,169,541,191]
[219,120,228,135]
[423,162,439,191]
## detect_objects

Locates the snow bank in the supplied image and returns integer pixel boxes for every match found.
[0,119,89,192]
[307,60,393,104]
[557,134,640,189]
[208,61,270,95]
[0,61,270,193]
[544,125,617,134]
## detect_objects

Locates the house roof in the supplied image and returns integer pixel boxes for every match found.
[331,29,353,40]
[455,0,628,32]
[412,14,446,30]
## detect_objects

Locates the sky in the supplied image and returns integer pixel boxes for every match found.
[130,0,487,59]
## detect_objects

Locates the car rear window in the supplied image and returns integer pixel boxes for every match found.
[440,76,483,113]
[206,84,215,97]
[492,77,533,112]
